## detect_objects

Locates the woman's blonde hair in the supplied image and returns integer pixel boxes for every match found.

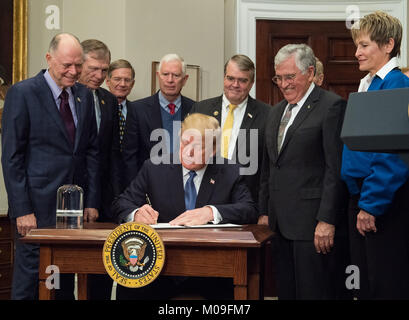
[351,11,402,58]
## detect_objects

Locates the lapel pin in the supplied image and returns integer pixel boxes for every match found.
[307,105,311,109]
[101,99,105,105]
[210,179,215,184]
[248,113,253,118]
[213,111,219,116]
[77,97,81,102]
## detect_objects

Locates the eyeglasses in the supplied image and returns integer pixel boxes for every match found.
[225,75,250,85]
[110,77,134,84]
[272,73,297,85]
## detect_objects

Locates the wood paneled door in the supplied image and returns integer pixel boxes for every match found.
[256,20,367,106]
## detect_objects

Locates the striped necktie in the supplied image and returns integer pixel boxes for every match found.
[277,103,297,152]
[118,103,126,151]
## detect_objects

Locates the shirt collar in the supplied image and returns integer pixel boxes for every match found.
[43,69,72,100]
[159,90,182,107]
[222,94,248,110]
[182,165,207,179]
[375,57,398,80]
[289,82,315,108]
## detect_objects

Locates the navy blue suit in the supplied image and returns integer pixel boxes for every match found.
[122,92,194,188]
[94,87,121,222]
[113,157,258,225]
[1,70,99,299]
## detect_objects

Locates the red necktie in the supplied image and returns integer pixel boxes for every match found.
[59,90,76,145]
[168,103,176,115]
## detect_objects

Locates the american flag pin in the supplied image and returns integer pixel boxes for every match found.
[77,97,81,102]
[101,99,105,105]
[210,179,215,184]
[248,113,253,118]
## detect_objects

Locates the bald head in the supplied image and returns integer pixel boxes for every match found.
[46,33,84,89]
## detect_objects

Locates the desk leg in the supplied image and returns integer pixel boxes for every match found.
[38,246,55,300]
[233,249,248,300]
[77,274,88,300]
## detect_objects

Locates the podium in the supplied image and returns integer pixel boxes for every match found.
[341,87,409,164]
[22,223,273,300]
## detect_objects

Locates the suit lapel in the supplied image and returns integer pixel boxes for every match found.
[150,92,164,130]
[272,101,287,159]
[195,163,219,208]
[168,163,186,212]
[279,86,320,155]
[207,96,223,123]
[72,84,85,151]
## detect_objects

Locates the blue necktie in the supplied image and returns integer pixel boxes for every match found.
[184,171,197,210]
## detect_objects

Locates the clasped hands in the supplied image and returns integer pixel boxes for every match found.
[133,204,213,226]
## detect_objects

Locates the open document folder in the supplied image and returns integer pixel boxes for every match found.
[151,223,241,229]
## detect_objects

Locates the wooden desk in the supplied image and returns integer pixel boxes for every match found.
[22,223,273,300]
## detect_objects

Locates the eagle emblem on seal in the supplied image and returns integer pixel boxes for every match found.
[120,237,150,272]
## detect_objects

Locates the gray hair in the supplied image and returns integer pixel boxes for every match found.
[274,44,316,74]
[158,53,186,76]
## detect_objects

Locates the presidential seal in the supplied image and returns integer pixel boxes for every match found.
[103,222,165,288]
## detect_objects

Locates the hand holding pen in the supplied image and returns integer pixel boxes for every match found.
[133,194,158,225]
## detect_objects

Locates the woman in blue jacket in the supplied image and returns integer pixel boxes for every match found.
[341,11,409,299]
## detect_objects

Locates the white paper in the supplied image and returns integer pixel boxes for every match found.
[151,223,241,229]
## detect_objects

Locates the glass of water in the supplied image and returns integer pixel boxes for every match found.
[56,184,84,229]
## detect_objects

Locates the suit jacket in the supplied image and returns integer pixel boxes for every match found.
[94,87,121,221]
[122,92,194,187]
[190,95,271,204]
[113,157,258,224]
[258,85,347,241]
[1,70,99,228]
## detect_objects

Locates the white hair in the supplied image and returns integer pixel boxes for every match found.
[158,53,186,76]
[274,44,316,74]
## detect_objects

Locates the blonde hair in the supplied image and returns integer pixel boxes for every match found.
[181,113,220,146]
[351,11,402,58]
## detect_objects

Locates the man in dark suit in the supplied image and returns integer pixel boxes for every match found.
[113,113,257,299]
[258,44,349,299]
[78,39,121,300]
[78,39,120,223]
[106,59,135,193]
[1,33,99,300]
[122,53,194,188]
[190,54,271,204]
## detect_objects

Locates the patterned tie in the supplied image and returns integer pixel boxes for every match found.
[168,103,176,115]
[59,90,75,145]
[184,171,197,211]
[221,104,238,158]
[277,103,297,153]
[118,103,126,151]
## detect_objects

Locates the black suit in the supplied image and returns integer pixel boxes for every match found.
[190,95,271,204]
[258,85,350,299]
[122,92,194,188]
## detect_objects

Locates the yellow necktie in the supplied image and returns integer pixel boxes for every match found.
[221,104,238,158]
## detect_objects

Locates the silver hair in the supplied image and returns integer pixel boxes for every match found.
[274,44,316,74]
[158,53,186,76]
